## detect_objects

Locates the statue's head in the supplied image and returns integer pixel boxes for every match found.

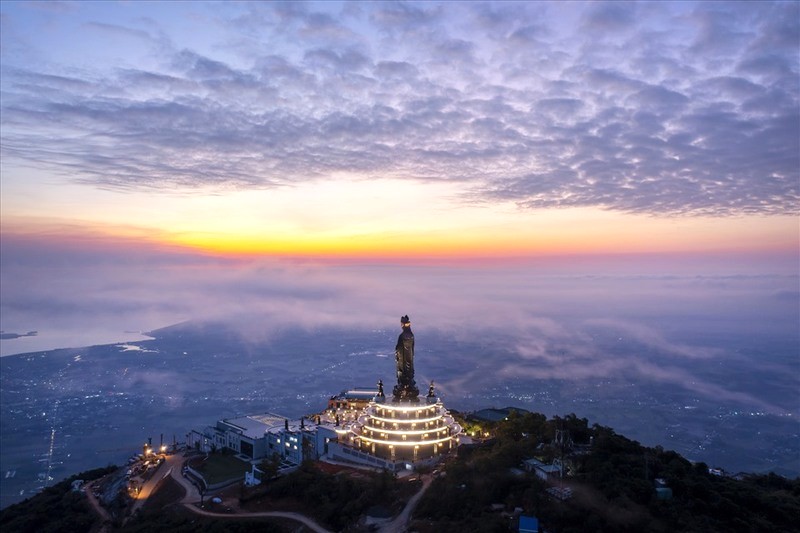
[400,315,411,327]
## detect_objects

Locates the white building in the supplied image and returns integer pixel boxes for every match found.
[187,412,338,465]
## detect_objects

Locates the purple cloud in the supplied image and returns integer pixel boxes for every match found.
[0,1,796,215]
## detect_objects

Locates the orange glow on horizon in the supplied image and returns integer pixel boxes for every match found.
[163,210,799,259]
[2,174,797,261]
[2,209,797,262]
[166,228,797,260]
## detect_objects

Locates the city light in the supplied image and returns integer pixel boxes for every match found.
[376,402,442,413]
[355,434,455,447]
[367,414,444,424]
[362,424,446,436]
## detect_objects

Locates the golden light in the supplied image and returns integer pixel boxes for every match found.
[362,425,443,435]
[355,434,455,446]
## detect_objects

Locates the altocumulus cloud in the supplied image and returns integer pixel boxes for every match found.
[0,1,797,215]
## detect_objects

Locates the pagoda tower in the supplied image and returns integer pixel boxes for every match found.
[348,315,462,463]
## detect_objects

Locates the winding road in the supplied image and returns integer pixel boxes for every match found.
[83,479,112,531]
[378,474,434,533]
[167,458,332,533]
[86,455,433,533]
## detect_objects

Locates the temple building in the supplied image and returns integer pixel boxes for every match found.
[349,395,460,462]
[340,315,462,466]
[327,388,378,411]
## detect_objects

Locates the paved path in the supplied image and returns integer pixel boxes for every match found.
[168,459,332,533]
[83,479,112,532]
[170,461,201,504]
[182,505,333,533]
[379,474,434,533]
[130,453,182,513]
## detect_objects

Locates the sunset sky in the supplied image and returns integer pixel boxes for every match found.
[2,1,797,257]
[0,1,798,355]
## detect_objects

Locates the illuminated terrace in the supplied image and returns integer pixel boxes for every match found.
[348,398,462,462]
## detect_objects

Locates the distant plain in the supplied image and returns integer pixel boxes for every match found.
[2,297,797,509]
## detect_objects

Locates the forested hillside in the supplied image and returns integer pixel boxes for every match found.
[413,411,800,532]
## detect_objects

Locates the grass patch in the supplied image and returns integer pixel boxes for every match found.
[195,454,251,485]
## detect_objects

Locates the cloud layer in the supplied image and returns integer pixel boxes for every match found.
[2,233,798,414]
[1,1,797,215]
